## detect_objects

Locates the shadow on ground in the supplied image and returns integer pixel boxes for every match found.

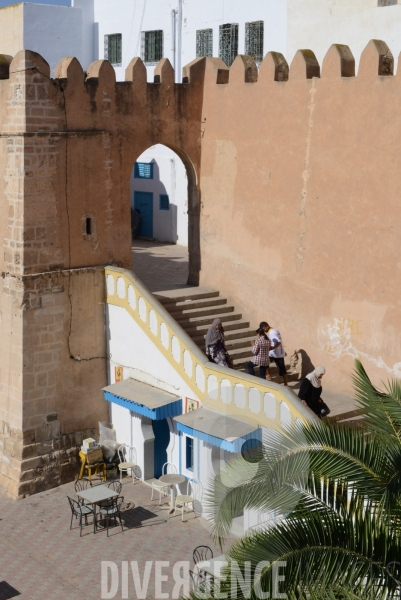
[0,581,21,599]
[132,240,189,292]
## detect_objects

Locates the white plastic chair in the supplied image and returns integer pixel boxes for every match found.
[151,462,177,504]
[118,444,138,484]
[175,478,201,521]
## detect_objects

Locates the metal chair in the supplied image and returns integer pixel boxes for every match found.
[74,477,91,492]
[74,477,92,506]
[67,496,93,537]
[118,445,138,484]
[151,462,177,504]
[189,569,207,594]
[97,479,123,511]
[193,545,213,565]
[175,478,200,521]
[97,495,125,537]
[107,479,122,494]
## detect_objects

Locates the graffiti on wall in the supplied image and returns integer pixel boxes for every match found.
[319,317,401,378]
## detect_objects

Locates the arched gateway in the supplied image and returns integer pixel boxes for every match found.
[0,50,205,496]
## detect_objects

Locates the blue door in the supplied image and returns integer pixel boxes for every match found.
[152,419,170,478]
[134,191,153,237]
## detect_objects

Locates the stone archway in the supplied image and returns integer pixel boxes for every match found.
[130,142,200,286]
[0,49,206,496]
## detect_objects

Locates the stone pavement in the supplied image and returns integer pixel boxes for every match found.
[132,241,189,293]
[0,478,225,600]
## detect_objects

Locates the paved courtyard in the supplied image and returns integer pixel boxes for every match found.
[0,478,225,600]
[132,241,189,293]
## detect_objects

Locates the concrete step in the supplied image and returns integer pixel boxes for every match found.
[156,290,220,304]
[224,328,257,341]
[192,329,256,347]
[163,298,228,312]
[225,336,256,351]
[175,312,243,327]
[184,320,250,336]
[235,364,299,382]
[226,347,251,361]
[171,305,234,320]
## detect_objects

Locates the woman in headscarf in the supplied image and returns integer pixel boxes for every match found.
[298,366,329,418]
[205,318,229,367]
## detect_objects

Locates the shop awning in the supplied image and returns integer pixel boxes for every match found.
[174,408,261,453]
[102,379,182,420]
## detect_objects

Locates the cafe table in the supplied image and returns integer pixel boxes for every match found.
[76,484,119,534]
[159,473,185,514]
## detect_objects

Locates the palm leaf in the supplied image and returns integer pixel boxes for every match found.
[205,418,401,540]
[353,359,401,442]
[222,493,401,600]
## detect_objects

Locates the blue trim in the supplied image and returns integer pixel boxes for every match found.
[197,437,200,480]
[179,433,182,474]
[186,436,194,470]
[134,162,153,179]
[175,422,262,453]
[159,194,170,210]
[104,391,182,421]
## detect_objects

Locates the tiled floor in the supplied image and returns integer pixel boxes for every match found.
[0,478,225,600]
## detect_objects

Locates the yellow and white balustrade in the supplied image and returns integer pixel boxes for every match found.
[105,267,316,432]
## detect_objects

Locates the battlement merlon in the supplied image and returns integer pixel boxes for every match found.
[0,39,398,134]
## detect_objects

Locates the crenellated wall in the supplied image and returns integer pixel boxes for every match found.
[198,41,401,396]
[0,39,400,495]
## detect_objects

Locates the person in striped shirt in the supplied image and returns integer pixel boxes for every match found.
[247,328,272,380]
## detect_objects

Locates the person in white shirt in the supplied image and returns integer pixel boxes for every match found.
[260,321,288,386]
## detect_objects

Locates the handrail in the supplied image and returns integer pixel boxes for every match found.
[105,266,317,432]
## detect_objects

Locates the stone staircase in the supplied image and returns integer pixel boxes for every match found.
[155,287,301,383]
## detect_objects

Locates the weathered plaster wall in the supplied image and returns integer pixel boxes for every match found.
[198,44,401,395]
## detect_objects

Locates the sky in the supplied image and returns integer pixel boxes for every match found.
[0,0,71,6]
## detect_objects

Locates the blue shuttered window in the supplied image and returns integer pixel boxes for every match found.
[134,162,153,179]
[159,195,170,210]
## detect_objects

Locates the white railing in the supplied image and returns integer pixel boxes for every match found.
[105,266,316,432]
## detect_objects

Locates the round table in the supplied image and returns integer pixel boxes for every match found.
[159,474,186,514]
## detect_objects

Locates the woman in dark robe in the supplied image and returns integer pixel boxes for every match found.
[298,366,329,418]
[205,318,229,367]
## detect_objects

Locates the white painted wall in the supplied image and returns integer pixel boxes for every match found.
[74,0,95,70]
[106,303,197,400]
[131,145,188,246]
[287,0,401,71]
[105,301,260,530]
[93,0,287,82]
[23,3,84,75]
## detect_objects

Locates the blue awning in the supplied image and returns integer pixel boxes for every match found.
[102,379,182,421]
[174,408,262,453]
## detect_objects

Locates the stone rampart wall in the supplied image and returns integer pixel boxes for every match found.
[0,40,400,495]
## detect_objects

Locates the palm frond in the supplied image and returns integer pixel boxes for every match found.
[353,359,401,442]
[222,493,401,600]
[204,418,401,540]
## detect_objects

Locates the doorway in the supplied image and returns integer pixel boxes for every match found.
[134,191,153,238]
[152,418,170,478]
[130,143,200,285]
